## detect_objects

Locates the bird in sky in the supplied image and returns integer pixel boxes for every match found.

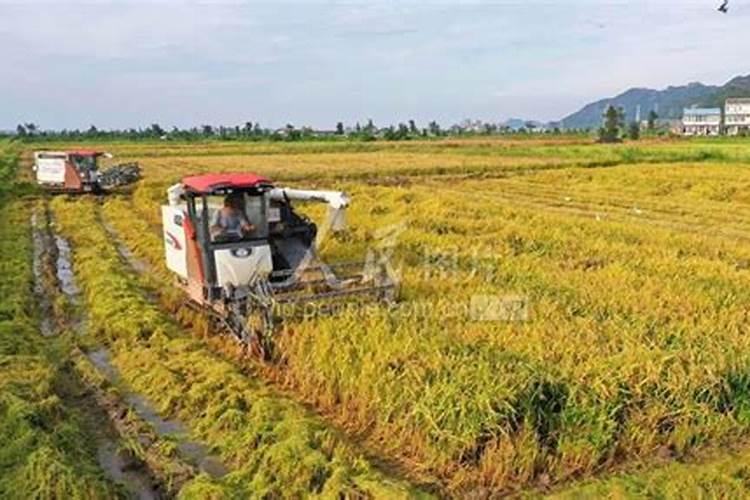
[718,0,729,13]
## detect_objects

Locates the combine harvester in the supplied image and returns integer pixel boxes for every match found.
[33,150,141,193]
[161,173,398,358]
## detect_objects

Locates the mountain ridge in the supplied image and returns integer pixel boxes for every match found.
[561,74,750,129]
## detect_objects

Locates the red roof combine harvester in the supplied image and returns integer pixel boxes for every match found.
[33,150,141,193]
[161,173,399,358]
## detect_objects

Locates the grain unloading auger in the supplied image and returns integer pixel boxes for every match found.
[161,173,398,358]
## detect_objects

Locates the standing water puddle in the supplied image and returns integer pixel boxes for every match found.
[31,212,55,337]
[49,221,228,490]
[87,348,229,478]
[101,220,151,274]
[96,442,159,500]
[57,218,228,479]
[54,234,80,298]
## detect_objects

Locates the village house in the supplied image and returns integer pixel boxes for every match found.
[725,98,750,136]
[681,107,722,136]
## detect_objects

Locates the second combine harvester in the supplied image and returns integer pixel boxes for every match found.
[33,149,141,193]
[161,173,398,358]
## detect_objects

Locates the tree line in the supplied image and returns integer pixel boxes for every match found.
[7,119,587,143]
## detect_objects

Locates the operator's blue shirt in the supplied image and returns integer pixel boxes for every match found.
[211,208,250,236]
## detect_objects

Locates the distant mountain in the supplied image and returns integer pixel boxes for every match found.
[561,74,750,129]
[701,75,750,108]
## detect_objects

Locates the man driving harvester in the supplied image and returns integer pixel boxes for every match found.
[210,193,255,240]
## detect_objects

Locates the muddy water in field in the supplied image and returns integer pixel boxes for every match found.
[96,442,159,500]
[54,233,80,298]
[33,210,161,498]
[86,348,229,478]
[53,224,228,479]
[101,219,151,274]
[53,231,89,335]
[31,212,55,336]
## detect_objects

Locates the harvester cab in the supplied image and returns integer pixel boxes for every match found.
[33,150,141,193]
[162,173,398,357]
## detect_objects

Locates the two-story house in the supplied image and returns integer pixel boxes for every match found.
[682,108,722,136]
[725,98,750,136]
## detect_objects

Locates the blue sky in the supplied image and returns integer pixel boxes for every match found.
[1,1,748,130]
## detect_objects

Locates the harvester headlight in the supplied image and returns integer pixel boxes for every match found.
[232,248,252,258]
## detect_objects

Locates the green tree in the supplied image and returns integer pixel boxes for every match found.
[149,123,165,137]
[598,105,624,143]
[647,110,658,130]
[428,120,441,136]
[397,123,410,139]
[336,122,344,135]
[628,122,640,140]
[285,124,301,141]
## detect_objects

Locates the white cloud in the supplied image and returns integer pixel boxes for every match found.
[0,1,748,129]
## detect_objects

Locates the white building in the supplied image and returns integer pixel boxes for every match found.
[725,98,750,136]
[682,108,722,136]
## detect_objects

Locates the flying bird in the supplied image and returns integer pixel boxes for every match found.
[718,0,729,13]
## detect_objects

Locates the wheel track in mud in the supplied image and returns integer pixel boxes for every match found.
[32,201,166,498]
[31,199,209,499]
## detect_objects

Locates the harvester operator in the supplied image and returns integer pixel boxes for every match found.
[210,193,255,240]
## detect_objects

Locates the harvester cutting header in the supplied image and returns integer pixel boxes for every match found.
[161,173,398,357]
[33,150,141,193]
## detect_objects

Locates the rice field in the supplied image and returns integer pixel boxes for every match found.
[8,135,750,497]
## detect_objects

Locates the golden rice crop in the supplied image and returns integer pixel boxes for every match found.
[18,135,750,495]
[83,135,750,195]
[93,138,750,496]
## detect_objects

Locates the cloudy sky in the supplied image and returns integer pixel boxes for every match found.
[1,1,748,130]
